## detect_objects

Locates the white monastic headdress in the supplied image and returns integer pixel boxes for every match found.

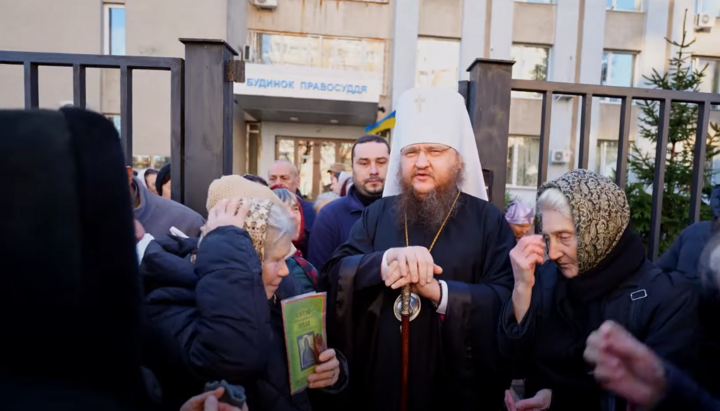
[382,87,488,200]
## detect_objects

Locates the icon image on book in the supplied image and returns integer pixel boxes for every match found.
[297,332,317,371]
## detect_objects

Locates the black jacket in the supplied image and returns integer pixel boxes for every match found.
[142,228,348,411]
[499,240,698,411]
[0,108,147,410]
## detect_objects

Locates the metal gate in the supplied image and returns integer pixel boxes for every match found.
[0,38,244,216]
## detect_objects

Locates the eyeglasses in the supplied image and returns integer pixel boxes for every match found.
[400,145,452,159]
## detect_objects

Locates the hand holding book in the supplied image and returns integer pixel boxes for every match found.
[307,347,340,389]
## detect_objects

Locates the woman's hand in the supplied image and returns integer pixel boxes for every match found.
[308,348,340,389]
[504,388,552,411]
[584,321,666,409]
[202,199,251,237]
[179,387,247,411]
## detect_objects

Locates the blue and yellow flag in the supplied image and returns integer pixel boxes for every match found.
[364,111,396,135]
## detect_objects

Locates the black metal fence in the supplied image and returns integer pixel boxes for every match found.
[0,38,242,216]
[461,59,720,261]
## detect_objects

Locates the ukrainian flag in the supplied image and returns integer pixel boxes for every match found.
[364,110,396,135]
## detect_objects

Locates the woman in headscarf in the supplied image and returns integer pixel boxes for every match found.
[499,169,698,411]
[505,200,535,242]
[272,186,318,293]
[142,175,348,411]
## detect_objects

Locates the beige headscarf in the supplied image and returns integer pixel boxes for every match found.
[537,169,630,274]
[206,175,284,261]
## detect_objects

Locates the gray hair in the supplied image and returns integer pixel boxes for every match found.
[272,187,299,207]
[536,188,573,221]
[314,192,340,213]
[265,202,296,254]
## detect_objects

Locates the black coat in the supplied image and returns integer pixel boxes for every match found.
[142,227,347,411]
[499,234,698,411]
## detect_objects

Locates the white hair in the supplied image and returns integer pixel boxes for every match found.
[536,188,573,221]
[265,202,296,253]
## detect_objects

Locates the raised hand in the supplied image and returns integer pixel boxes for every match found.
[308,348,341,389]
[509,235,545,290]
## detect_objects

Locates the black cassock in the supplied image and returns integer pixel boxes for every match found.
[319,192,515,411]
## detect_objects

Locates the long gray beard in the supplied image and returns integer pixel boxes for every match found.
[394,169,464,231]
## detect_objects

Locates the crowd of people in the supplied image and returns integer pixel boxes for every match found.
[4,86,720,411]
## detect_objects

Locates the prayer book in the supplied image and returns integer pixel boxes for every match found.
[281,292,327,394]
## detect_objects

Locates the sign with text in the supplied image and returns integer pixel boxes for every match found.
[234,63,382,103]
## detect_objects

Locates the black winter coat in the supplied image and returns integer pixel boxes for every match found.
[141,227,347,411]
[499,256,698,411]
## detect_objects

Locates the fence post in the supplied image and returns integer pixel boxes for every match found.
[466,59,514,211]
[180,38,238,217]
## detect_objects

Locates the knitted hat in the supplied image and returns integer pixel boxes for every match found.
[206,175,284,261]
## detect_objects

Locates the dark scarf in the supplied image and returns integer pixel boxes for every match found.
[565,226,646,306]
[353,186,381,207]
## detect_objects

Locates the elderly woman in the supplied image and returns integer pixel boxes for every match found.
[505,200,534,241]
[272,186,319,293]
[330,172,351,197]
[142,175,348,411]
[499,169,698,411]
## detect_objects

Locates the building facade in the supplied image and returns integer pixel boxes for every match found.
[1,0,719,203]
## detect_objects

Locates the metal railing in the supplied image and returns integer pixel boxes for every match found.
[463,58,720,260]
[0,39,242,216]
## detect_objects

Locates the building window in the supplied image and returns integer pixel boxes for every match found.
[696,0,720,16]
[695,57,720,95]
[596,140,618,178]
[415,38,460,90]
[104,5,126,56]
[253,32,385,87]
[507,136,540,188]
[511,45,549,98]
[601,52,636,101]
[606,0,642,11]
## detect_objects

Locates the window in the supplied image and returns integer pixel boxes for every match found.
[254,32,385,85]
[415,38,460,90]
[104,5,125,56]
[606,0,642,11]
[696,0,720,16]
[601,52,636,101]
[507,136,540,187]
[511,45,549,98]
[596,140,618,178]
[695,57,720,95]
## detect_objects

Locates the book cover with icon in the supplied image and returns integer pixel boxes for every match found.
[281,292,327,394]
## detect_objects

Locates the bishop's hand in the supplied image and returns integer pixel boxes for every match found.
[382,246,443,290]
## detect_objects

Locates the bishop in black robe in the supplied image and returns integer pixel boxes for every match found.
[319,191,516,410]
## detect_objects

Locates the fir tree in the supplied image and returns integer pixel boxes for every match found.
[626,10,720,253]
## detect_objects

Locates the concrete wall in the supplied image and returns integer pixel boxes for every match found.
[513,2,556,46]
[258,122,366,179]
[489,0,514,59]
[0,0,102,111]
[693,20,720,57]
[458,0,488,80]
[247,0,393,39]
[604,10,646,51]
[391,0,419,108]
[418,0,462,39]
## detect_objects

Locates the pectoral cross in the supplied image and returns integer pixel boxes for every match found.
[414,94,426,113]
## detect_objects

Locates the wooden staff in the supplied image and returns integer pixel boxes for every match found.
[401,284,410,411]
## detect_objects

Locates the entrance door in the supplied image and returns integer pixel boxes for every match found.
[275,136,354,200]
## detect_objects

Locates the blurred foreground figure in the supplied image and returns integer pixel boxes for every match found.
[500,169,698,411]
[0,108,147,410]
[585,230,720,410]
[320,88,515,410]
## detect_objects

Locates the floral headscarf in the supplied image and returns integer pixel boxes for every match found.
[537,169,630,274]
[206,175,285,261]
